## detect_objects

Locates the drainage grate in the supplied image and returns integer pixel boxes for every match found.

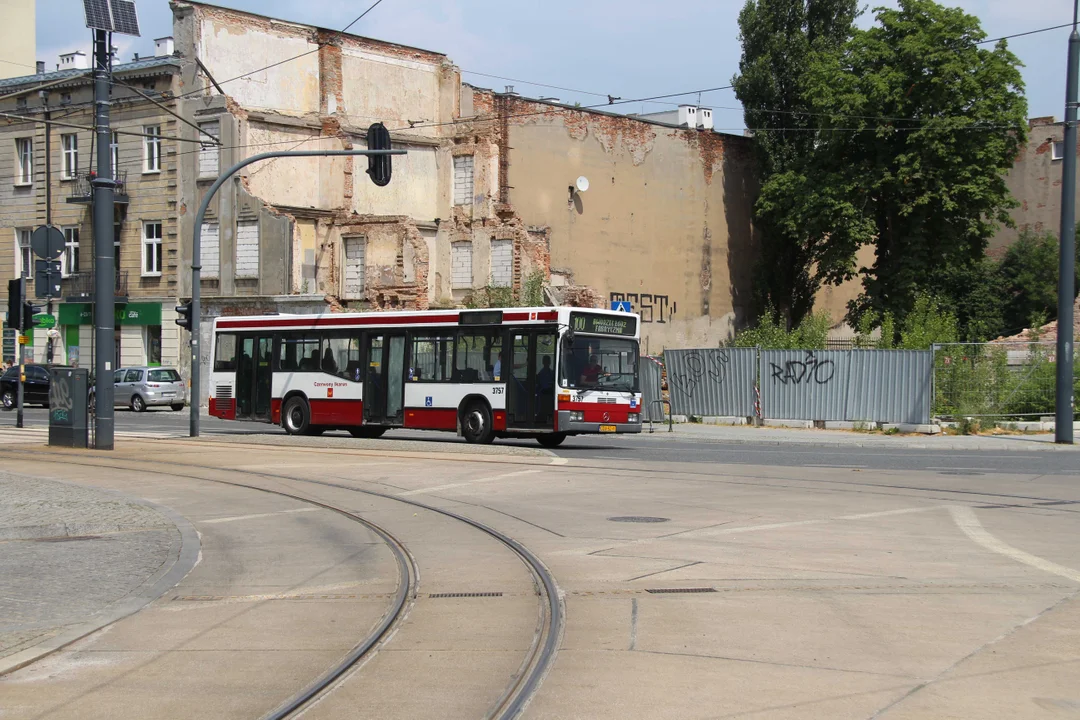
[428,592,504,599]
[33,535,102,543]
[608,516,670,523]
[646,587,716,594]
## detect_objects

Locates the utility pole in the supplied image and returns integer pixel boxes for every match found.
[43,92,54,365]
[1057,2,1079,445]
[92,28,115,450]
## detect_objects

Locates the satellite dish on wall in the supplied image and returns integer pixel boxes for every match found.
[576,176,590,193]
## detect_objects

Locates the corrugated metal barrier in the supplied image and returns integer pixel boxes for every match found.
[639,356,665,422]
[665,348,757,418]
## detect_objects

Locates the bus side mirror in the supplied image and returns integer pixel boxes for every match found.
[563,328,575,346]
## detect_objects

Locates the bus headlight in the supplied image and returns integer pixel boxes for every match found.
[569,411,584,422]
[627,414,639,423]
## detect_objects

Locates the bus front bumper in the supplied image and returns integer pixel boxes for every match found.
[558,411,643,434]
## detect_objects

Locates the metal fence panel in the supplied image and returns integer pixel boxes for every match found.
[639,356,665,422]
[666,348,756,417]
[760,350,851,421]
[933,342,1072,419]
[846,350,931,424]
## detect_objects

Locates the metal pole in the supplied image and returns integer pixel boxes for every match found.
[45,104,54,365]
[188,148,405,437]
[16,277,24,429]
[92,29,115,450]
[1057,4,1079,444]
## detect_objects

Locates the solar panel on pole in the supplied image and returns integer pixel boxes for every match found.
[83,0,113,31]
[82,0,141,36]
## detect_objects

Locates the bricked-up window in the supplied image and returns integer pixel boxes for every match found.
[62,227,79,276]
[451,242,473,288]
[344,236,366,298]
[453,155,474,205]
[236,221,259,279]
[61,133,78,179]
[142,221,163,276]
[202,222,220,278]
[198,121,220,177]
[144,125,161,172]
[490,239,512,287]
[15,138,32,184]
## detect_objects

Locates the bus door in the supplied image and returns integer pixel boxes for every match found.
[507,330,557,429]
[236,334,273,421]
[363,332,406,424]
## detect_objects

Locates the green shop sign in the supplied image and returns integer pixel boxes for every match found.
[59,302,162,326]
[33,314,56,329]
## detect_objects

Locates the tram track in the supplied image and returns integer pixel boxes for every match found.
[0,449,564,720]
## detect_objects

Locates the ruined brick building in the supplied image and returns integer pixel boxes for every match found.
[169,0,756,390]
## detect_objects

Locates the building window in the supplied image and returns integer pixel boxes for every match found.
[490,239,512,287]
[343,236,365,298]
[198,121,220,177]
[142,221,163,276]
[451,241,473,288]
[15,138,33,184]
[1052,141,1066,161]
[61,133,78,179]
[145,325,162,366]
[236,220,259,279]
[16,228,32,278]
[202,222,220,278]
[63,227,79,276]
[453,155,474,206]
[111,131,119,171]
[143,125,161,172]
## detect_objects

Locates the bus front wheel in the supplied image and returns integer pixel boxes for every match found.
[461,402,495,444]
[349,427,386,439]
[537,433,566,448]
[282,396,311,435]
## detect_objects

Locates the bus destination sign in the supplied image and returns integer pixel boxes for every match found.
[570,312,637,337]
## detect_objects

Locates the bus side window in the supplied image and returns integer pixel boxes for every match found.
[325,336,362,381]
[214,334,237,372]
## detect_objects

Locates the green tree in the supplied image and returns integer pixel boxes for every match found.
[732,0,861,325]
[802,0,1027,325]
[898,294,959,349]
[997,230,1080,336]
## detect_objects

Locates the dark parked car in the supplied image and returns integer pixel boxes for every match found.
[1,364,73,409]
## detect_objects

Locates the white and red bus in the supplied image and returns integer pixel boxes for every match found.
[208,306,642,446]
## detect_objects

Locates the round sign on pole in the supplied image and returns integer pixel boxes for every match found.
[31,225,65,260]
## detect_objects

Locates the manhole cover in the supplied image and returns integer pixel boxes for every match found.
[608,516,670,523]
[939,470,985,476]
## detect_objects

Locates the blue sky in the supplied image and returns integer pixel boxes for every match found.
[18,0,1079,129]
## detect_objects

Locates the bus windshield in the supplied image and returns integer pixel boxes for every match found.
[561,336,638,392]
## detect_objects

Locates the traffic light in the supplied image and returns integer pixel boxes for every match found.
[366,122,392,187]
[175,302,192,331]
[22,302,36,332]
[6,279,20,331]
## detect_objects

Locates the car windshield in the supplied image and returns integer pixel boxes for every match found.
[560,336,638,392]
[148,369,181,382]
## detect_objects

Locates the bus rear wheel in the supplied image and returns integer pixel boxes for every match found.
[282,396,311,435]
[461,401,494,444]
[349,427,386,439]
[536,433,566,448]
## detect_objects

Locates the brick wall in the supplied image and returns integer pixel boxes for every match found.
[453,155,474,206]
[451,241,473,288]
[236,221,259,278]
[490,238,512,287]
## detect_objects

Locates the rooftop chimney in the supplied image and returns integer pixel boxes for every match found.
[59,51,89,70]
[133,53,140,61]
[36,61,45,74]
[698,107,714,131]
[677,104,697,128]
[154,37,174,57]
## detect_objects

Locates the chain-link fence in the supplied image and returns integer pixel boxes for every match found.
[933,342,1079,420]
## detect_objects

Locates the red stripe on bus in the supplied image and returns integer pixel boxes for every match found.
[558,401,633,424]
[309,399,364,425]
[271,398,282,424]
[404,407,458,431]
[215,310,560,330]
[209,397,236,420]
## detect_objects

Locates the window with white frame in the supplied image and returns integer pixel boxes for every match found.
[142,221,163,276]
[15,138,32,184]
[202,222,220,278]
[451,241,473,288]
[490,239,513,287]
[236,221,259,279]
[61,133,78,179]
[453,155,474,205]
[63,227,79,276]
[344,236,366,298]
[198,121,220,177]
[143,125,161,172]
[16,228,32,278]
[110,131,119,172]
[1053,141,1066,161]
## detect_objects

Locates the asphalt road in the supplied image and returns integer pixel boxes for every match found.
[6,406,1078,476]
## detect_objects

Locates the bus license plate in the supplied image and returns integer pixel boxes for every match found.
[599,424,617,433]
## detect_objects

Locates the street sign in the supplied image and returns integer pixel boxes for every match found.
[18,335,29,344]
[34,259,62,298]
[30,225,65,261]
[611,300,632,313]
[33,313,55,329]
